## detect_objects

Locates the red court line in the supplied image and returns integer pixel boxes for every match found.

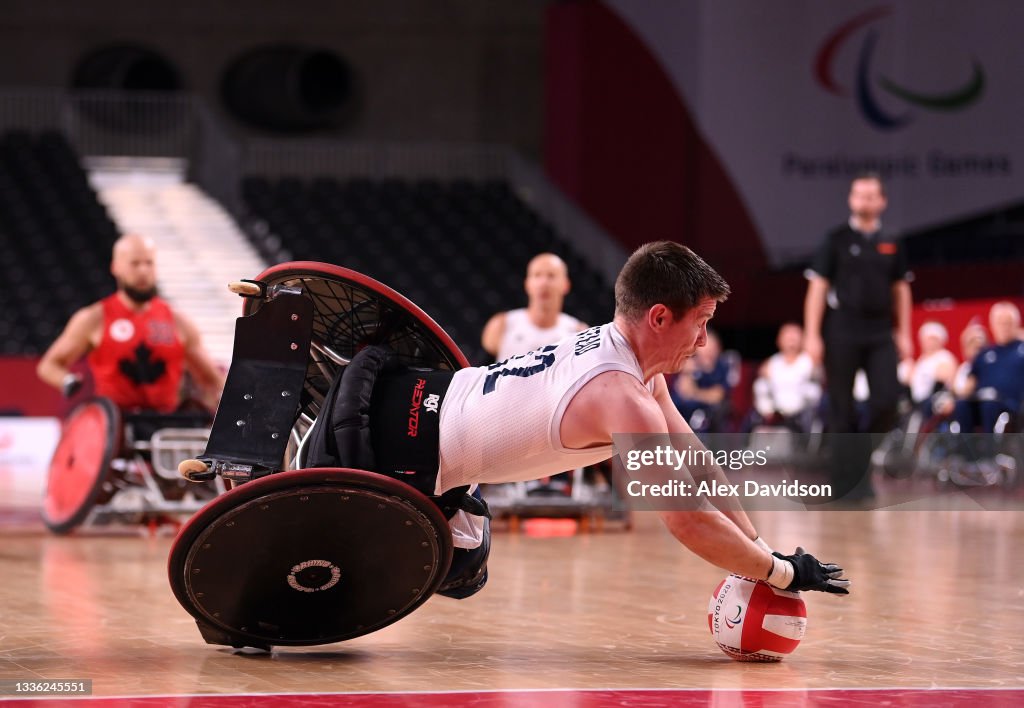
[3,688,1024,707]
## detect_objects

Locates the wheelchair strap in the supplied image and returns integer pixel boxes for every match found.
[434,486,491,519]
[304,346,390,473]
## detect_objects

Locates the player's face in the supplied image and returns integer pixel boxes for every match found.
[112,245,157,293]
[777,325,803,355]
[525,256,569,304]
[989,307,1021,345]
[921,331,942,354]
[667,297,717,371]
[961,330,986,361]
[848,178,886,221]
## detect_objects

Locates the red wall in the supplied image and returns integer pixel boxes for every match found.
[0,357,83,417]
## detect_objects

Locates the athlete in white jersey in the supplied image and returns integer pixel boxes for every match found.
[753,323,820,419]
[904,322,957,405]
[440,242,850,597]
[494,309,585,362]
[482,253,587,362]
[441,322,649,490]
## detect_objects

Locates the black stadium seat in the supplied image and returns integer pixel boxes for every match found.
[0,130,119,353]
[239,176,614,365]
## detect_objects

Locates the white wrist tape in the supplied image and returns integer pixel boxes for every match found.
[753,536,772,553]
[766,555,795,590]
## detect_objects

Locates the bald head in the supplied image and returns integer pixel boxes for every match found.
[524,252,571,308]
[111,234,158,304]
[989,302,1022,345]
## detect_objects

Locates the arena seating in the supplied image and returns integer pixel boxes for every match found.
[0,130,119,354]
[240,175,615,364]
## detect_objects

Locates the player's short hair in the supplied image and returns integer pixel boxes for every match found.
[614,241,730,321]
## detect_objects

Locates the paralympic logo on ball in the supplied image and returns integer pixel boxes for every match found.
[814,5,985,130]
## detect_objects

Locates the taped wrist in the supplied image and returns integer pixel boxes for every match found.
[766,554,795,590]
[753,536,773,553]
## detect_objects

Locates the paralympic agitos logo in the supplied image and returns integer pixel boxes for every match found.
[814,6,984,130]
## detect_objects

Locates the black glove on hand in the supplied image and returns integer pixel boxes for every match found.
[61,373,83,398]
[771,547,850,594]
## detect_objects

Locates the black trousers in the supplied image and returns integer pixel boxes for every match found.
[824,317,901,499]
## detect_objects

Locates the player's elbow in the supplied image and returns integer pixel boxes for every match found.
[36,356,58,386]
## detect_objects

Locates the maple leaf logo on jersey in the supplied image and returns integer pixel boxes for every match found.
[118,343,167,385]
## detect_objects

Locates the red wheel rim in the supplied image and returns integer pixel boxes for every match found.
[43,399,119,533]
[239,262,468,438]
[243,261,469,369]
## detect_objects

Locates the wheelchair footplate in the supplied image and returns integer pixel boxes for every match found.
[180,287,313,484]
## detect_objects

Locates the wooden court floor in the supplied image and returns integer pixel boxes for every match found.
[0,508,1022,700]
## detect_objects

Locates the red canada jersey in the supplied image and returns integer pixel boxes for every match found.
[88,294,185,413]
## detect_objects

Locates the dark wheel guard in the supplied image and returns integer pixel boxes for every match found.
[168,467,454,650]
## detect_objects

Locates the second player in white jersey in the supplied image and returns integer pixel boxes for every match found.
[495,308,586,362]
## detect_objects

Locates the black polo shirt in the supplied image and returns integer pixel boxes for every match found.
[809,223,911,325]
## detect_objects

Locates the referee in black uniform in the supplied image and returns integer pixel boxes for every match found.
[803,173,913,502]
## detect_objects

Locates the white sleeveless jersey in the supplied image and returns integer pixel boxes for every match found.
[909,349,957,403]
[437,323,647,493]
[496,308,584,361]
[763,352,816,415]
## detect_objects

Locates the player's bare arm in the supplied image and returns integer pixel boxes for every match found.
[36,303,103,393]
[893,280,914,360]
[565,370,774,580]
[480,311,506,357]
[174,311,226,409]
[650,373,758,541]
[803,276,829,364]
[564,370,848,594]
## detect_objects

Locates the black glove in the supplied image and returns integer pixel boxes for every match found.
[771,547,850,594]
[61,373,83,398]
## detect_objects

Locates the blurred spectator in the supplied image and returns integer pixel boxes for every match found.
[932,322,987,418]
[953,323,989,398]
[900,321,957,413]
[672,330,731,432]
[752,323,821,431]
[954,302,1024,433]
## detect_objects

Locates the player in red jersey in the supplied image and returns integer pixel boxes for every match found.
[37,234,224,413]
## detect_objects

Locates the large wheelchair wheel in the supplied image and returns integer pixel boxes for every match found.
[168,467,454,650]
[244,261,467,427]
[43,398,121,534]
